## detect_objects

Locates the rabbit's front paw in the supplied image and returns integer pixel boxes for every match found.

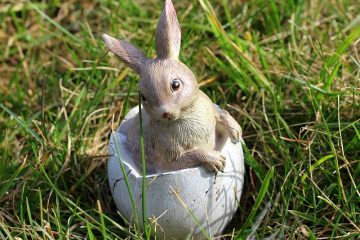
[168,149,226,172]
[203,151,226,172]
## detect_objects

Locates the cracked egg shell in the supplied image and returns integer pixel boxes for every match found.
[108,106,244,239]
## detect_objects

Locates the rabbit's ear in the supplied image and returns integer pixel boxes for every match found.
[155,0,181,59]
[102,34,147,74]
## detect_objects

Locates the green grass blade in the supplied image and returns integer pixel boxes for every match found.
[35,150,135,238]
[139,94,150,239]
[322,25,360,74]
[0,164,24,199]
[86,222,97,240]
[30,2,83,47]
[199,0,274,94]
[97,200,107,240]
[241,139,266,179]
[26,197,37,239]
[236,167,274,238]
[0,103,42,143]
[0,222,14,240]
[112,133,140,233]
[323,62,341,91]
[301,154,334,183]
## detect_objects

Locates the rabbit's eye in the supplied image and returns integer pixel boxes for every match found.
[171,78,181,91]
[140,93,147,102]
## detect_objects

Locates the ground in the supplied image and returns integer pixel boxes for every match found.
[0,0,359,239]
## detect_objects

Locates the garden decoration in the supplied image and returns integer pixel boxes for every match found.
[104,0,245,238]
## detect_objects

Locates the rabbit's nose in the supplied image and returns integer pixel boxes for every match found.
[162,112,171,119]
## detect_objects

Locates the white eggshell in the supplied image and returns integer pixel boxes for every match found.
[108,106,244,239]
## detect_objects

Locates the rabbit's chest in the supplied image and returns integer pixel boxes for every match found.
[169,119,215,146]
[146,115,216,159]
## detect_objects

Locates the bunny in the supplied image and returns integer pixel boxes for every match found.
[103,0,241,173]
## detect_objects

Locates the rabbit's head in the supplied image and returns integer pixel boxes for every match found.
[103,0,199,122]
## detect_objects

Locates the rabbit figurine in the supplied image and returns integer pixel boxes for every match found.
[103,0,241,173]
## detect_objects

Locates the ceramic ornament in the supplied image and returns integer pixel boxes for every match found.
[108,107,244,239]
[104,0,245,238]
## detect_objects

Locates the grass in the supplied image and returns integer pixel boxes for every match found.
[0,0,359,239]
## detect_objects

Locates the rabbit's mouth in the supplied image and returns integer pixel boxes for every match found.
[148,105,180,122]
[148,112,178,122]
[162,112,171,119]
[159,113,178,122]
[162,112,177,121]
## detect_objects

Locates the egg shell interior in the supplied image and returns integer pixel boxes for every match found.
[108,106,245,239]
